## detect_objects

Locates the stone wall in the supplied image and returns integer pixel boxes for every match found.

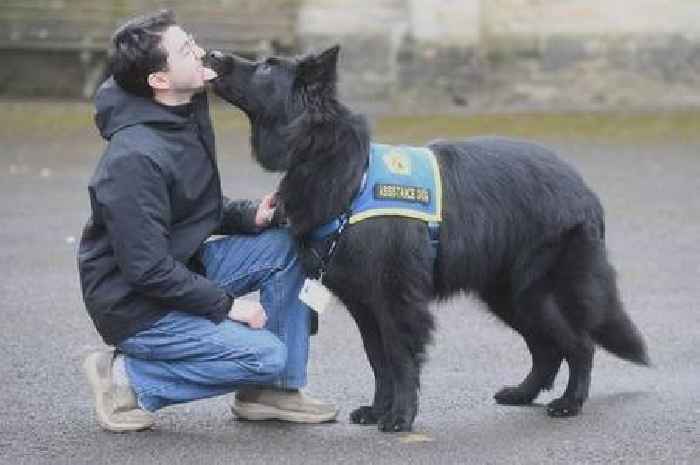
[297,0,700,112]
[0,0,299,98]
[475,0,700,111]
[296,0,483,110]
[2,0,700,112]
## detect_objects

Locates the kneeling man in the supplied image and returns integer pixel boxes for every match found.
[78,9,336,432]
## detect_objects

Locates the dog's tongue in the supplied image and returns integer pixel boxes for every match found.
[200,66,218,81]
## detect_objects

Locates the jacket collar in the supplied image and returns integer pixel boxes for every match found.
[94,77,208,140]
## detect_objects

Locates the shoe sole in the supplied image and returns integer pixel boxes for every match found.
[231,401,338,424]
[83,352,153,433]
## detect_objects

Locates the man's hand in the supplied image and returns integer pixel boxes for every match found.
[228,299,268,329]
[255,192,277,228]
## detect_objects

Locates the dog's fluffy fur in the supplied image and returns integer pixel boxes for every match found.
[206,46,649,432]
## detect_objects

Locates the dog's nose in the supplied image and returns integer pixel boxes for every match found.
[208,50,224,61]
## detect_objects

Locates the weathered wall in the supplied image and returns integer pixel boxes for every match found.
[297,0,407,106]
[476,0,700,111]
[0,0,299,97]
[2,0,700,112]
[296,0,483,111]
[297,0,700,112]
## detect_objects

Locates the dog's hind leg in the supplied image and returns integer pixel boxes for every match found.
[495,285,592,417]
[490,285,564,406]
[547,338,594,417]
[545,230,613,417]
[495,334,563,405]
[344,302,394,425]
[512,280,594,417]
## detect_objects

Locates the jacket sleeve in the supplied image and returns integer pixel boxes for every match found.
[216,196,261,235]
[95,152,232,321]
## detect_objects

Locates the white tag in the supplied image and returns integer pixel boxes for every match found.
[299,278,335,314]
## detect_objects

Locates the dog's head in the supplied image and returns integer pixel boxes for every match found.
[205,45,341,172]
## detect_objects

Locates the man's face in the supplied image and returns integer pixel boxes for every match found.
[155,25,213,93]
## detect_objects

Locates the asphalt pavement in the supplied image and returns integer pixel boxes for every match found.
[0,101,697,465]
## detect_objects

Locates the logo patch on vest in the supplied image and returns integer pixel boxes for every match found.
[383,151,412,176]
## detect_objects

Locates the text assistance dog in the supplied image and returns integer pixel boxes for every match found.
[206,46,649,432]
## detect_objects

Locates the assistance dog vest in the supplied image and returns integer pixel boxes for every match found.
[351,143,442,224]
[310,143,442,240]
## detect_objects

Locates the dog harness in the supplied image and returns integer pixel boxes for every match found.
[309,143,442,275]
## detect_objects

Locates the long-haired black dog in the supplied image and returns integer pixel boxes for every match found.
[206,46,649,432]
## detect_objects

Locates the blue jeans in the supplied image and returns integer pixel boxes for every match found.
[117,229,311,412]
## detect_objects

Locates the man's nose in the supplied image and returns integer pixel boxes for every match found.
[194,44,205,59]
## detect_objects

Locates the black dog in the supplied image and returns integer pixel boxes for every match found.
[206,46,649,432]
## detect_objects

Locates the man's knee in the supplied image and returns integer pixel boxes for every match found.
[211,322,287,381]
[221,330,287,379]
[253,335,287,377]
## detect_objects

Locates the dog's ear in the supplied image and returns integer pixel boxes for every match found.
[297,45,340,86]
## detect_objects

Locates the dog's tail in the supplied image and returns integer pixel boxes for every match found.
[591,302,650,366]
[585,237,650,366]
[556,224,650,366]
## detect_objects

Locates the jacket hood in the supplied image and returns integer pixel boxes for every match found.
[94,77,197,140]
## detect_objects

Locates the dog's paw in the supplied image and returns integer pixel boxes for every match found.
[494,386,537,405]
[377,413,413,433]
[546,398,582,417]
[349,406,379,425]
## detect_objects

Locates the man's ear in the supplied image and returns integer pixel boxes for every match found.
[297,44,340,85]
[148,71,170,91]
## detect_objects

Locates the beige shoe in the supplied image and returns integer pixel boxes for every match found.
[231,388,338,423]
[83,350,154,432]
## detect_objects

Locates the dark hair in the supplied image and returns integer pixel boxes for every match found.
[109,9,176,97]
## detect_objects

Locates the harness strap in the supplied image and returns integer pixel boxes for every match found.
[428,221,440,261]
[310,211,350,279]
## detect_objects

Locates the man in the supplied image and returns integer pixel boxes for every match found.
[78,9,336,432]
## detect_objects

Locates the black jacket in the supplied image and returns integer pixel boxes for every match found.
[78,78,259,345]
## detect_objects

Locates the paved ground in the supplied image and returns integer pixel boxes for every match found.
[0,101,698,465]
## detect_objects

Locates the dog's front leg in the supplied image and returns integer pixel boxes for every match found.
[374,300,433,432]
[345,303,394,425]
[377,336,420,432]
